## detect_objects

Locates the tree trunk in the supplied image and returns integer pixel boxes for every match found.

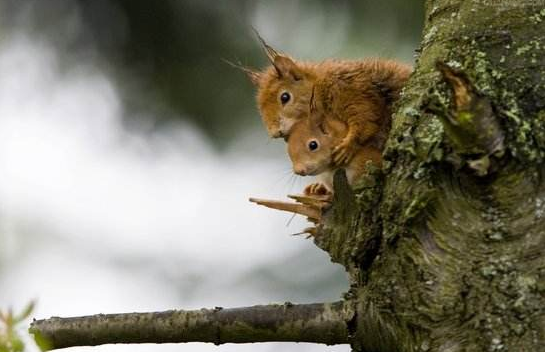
[30,0,545,351]
[313,0,545,350]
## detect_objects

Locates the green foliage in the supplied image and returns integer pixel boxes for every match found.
[0,302,46,352]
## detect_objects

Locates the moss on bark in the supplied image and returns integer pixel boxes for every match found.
[317,0,545,351]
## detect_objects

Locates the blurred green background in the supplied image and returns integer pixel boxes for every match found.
[0,0,424,144]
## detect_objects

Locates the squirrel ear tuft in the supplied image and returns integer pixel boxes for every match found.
[309,86,317,113]
[245,69,262,85]
[253,29,280,64]
[309,87,325,131]
[223,59,262,86]
[273,56,303,81]
[251,30,303,81]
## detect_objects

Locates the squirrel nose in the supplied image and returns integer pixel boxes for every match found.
[294,165,307,176]
[271,130,284,139]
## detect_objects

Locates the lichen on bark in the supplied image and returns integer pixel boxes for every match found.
[316,0,545,351]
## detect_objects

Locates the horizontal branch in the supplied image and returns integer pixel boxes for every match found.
[29,302,353,350]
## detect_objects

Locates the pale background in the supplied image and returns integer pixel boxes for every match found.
[0,1,423,351]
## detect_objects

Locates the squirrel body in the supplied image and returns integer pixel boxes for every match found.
[244,43,411,164]
[286,102,382,194]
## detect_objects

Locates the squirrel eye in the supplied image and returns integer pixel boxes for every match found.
[280,92,291,105]
[308,140,319,151]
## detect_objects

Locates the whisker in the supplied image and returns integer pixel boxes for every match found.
[289,174,297,193]
[270,167,297,187]
[285,212,297,227]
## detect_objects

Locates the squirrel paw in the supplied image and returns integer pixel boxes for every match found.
[332,139,357,166]
[304,183,331,197]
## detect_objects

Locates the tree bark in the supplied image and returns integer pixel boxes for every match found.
[30,0,545,351]
[312,0,545,350]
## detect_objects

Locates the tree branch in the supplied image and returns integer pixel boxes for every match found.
[29,302,353,350]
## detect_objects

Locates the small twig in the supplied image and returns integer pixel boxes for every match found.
[249,195,324,223]
[29,302,352,350]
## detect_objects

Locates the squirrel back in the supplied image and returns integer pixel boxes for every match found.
[313,58,412,150]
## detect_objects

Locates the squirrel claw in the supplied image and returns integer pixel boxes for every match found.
[288,193,332,213]
[332,140,357,166]
[304,183,331,197]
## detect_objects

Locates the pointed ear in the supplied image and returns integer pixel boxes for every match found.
[223,59,262,86]
[253,29,281,64]
[308,87,326,132]
[309,86,318,114]
[273,56,304,81]
[252,30,303,81]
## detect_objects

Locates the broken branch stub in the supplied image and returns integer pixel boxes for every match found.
[249,189,332,226]
[249,197,323,224]
[429,62,505,175]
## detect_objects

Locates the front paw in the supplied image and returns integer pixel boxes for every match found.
[332,139,357,166]
[304,182,332,197]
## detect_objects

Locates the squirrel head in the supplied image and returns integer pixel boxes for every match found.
[255,59,315,139]
[287,92,346,176]
[235,36,316,139]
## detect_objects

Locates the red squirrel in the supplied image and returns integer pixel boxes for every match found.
[287,91,382,196]
[241,37,412,165]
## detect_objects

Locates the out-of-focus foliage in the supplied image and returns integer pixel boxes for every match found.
[0,302,46,352]
[81,0,424,141]
[0,0,424,144]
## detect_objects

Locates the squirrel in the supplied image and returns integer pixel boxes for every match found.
[238,36,412,165]
[286,90,382,196]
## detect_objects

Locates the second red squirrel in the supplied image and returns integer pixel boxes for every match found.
[242,39,412,166]
[287,91,382,195]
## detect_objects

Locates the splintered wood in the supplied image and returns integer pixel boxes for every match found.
[249,193,332,235]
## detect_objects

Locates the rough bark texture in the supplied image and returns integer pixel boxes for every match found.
[313,0,545,351]
[30,1,545,351]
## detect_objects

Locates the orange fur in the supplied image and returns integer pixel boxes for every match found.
[243,43,412,153]
[312,59,411,164]
[286,102,382,193]
[253,59,318,138]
